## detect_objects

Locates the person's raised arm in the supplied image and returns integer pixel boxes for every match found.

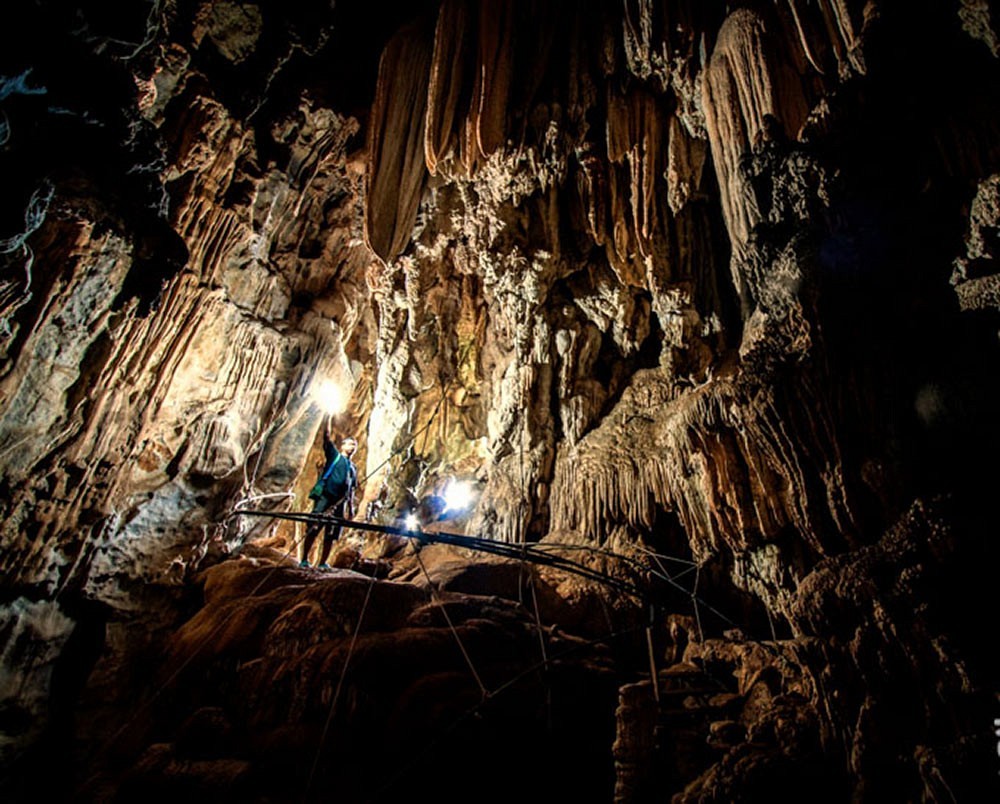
[322,415,339,459]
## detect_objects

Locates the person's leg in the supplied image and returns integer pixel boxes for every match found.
[300,524,319,565]
[317,498,346,566]
[301,495,330,564]
[317,526,334,566]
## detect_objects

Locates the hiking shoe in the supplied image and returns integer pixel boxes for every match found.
[299,559,311,568]
[318,563,332,571]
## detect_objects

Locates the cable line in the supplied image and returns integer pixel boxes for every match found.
[229,509,649,600]
[228,509,765,641]
[303,568,377,803]
[412,543,489,698]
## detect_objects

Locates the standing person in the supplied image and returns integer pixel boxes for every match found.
[300,418,358,569]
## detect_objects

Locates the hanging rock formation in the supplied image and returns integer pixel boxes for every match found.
[1,1,999,801]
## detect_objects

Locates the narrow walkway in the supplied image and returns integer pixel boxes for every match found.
[231,508,649,599]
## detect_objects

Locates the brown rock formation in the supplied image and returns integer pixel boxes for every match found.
[1,1,998,801]
[79,552,618,802]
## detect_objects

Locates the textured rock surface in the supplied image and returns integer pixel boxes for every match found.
[1,1,999,801]
[78,552,619,802]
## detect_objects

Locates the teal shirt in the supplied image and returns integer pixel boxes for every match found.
[321,435,357,496]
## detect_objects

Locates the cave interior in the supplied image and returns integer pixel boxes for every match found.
[1,1,1000,802]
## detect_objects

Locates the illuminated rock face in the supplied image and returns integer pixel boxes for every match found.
[1,1,999,800]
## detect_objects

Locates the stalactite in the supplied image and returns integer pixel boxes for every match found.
[575,147,608,246]
[621,0,718,88]
[425,0,474,176]
[777,0,867,86]
[424,0,522,179]
[666,114,707,214]
[458,113,479,179]
[622,0,661,85]
[607,84,669,262]
[606,84,636,163]
[632,103,664,260]
[364,22,433,265]
[507,2,560,148]
[473,0,514,160]
[702,8,811,262]
[550,363,859,573]
[822,0,867,74]
[606,162,643,285]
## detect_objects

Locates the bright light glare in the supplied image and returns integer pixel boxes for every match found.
[314,379,348,415]
[443,479,474,513]
[404,513,420,531]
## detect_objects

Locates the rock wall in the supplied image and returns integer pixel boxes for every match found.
[1,1,999,800]
[0,0,373,765]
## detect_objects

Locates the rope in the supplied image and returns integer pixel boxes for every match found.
[412,543,488,699]
[72,523,313,797]
[371,619,649,801]
[630,542,699,566]
[526,561,553,733]
[228,509,768,641]
[228,510,780,675]
[533,542,698,592]
[528,567,550,670]
[742,554,780,642]
[231,510,651,601]
[303,570,377,801]
[517,354,528,543]
[646,624,660,703]
[691,562,705,642]
[512,358,552,723]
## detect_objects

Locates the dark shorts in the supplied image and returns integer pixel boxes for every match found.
[312,489,347,515]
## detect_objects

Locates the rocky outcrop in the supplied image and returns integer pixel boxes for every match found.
[610,497,996,802]
[77,552,619,803]
[952,172,1000,311]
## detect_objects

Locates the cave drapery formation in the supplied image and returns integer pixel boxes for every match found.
[1,1,999,801]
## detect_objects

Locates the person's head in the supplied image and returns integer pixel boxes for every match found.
[341,437,358,456]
